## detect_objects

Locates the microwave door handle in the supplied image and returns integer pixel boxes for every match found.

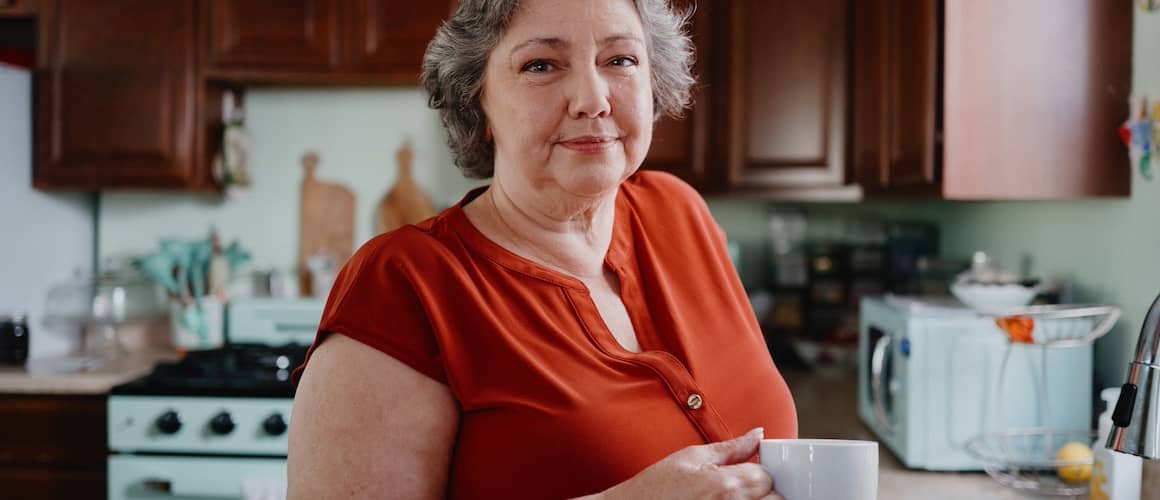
[871,334,895,435]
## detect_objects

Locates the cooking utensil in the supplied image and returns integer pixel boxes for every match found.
[298,152,355,297]
[376,142,436,234]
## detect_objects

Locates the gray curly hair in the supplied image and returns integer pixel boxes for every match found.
[421,0,696,179]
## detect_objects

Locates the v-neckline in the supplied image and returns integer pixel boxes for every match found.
[445,182,659,354]
[446,185,632,290]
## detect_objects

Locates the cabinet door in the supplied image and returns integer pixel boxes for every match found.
[852,0,939,195]
[35,0,200,190]
[884,0,939,189]
[345,0,449,80]
[725,0,849,190]
[0,395,107,498]
[851,0,889,190]
[207,0,341,71]
[0,0,36,17]
[641,0,711,187]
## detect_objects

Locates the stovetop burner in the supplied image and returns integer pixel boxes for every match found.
[112,343,307,398]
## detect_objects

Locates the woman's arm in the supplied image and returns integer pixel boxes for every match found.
[288,333,459,499]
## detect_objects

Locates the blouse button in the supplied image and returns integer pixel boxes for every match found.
[686,394,703,410]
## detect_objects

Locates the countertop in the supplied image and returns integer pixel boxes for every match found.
[0,351,175,395]
[782,368,1160,499]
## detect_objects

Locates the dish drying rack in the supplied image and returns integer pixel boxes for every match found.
[963,304,1121,497]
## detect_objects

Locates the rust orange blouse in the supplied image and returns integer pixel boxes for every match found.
[299,170,797,499]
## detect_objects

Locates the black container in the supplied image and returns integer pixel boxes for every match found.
[0,313,29,364]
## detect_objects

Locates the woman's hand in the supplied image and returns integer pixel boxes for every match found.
[589,427,784,500]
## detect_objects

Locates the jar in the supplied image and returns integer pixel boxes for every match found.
[0,312,30,364]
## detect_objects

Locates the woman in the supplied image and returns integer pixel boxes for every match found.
[288,0,797,498]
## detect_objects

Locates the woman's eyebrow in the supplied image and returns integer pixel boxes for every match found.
[509,37,567,56]
[508,33,644,57]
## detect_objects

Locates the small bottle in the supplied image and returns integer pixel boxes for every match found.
[1091,387,1142,500]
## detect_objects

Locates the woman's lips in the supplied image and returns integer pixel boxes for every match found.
[559,136,618,154]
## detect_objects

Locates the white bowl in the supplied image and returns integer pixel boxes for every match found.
[951,280,1039,314]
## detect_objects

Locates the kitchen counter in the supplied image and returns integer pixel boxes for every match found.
[0,351,175,395]
[782,368,1160,499]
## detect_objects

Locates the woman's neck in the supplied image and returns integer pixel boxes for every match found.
[466,181,617,280]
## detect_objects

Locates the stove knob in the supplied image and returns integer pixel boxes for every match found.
[210,412,235,435]
[263,413,288,436]
[156,411,182,434]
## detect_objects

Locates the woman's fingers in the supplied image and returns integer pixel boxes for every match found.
[716,462,774,498]
[701,427,764,465]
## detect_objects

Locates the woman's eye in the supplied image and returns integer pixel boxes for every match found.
[522,60,555,73]
[609,56,638,68]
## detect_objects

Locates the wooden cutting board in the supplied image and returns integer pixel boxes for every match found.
[375,142,436,235]
[299,152,355,296]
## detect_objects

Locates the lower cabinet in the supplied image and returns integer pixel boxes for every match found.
[0,394,107,500]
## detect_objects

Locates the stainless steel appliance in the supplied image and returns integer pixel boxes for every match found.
[858,296,1094,471]
[107,298,324,500]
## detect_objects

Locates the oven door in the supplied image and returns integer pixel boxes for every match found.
[109,456,286,500]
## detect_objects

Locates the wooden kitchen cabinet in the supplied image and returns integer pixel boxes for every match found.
[853,0,1133,199]
[641,0,712,187]
[204,0,452,85]
[345,1,448,75]
[720,0,852,194]
[34,0,212,191]
[206,0,342,72]
[0,0,37,17]
[0,394,107,499]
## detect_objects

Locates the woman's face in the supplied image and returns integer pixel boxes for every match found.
[481,0,653,201]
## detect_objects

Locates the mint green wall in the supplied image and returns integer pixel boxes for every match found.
[932,10,1159,389]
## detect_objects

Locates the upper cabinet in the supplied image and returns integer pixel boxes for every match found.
[646,0,857,198]
[28,0,1135,197]
[642,0,711,187]
[207,0,342,72]
[723,0,852,195]
[204,0,451,84]
[853,0,1133,199]
[34,0,207,190]
[0,0,37,17]
[344,1,449,75]
[32,0,452,191]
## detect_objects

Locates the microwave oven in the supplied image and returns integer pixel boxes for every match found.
[857,296,1093,471]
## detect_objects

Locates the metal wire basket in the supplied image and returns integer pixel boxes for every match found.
[965,429,1097,496]
[985,304,1121,347]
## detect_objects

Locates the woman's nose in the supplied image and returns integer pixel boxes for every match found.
[567,66,611,119]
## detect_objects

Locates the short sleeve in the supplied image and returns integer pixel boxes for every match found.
[295,234,447,385]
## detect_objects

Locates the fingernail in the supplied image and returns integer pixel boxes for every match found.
[751,427,764,440]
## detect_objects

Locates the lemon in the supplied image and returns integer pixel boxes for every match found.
[1055,441,1093,484]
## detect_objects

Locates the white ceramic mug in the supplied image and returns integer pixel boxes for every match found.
[760,439,878,500]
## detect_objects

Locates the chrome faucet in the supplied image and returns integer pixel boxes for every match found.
[1108,293,1160,459]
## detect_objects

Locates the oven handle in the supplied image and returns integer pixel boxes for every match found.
[870,333,895,435]
[140,478,261,499]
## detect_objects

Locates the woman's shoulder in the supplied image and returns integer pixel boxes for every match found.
[341,215,460,283]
